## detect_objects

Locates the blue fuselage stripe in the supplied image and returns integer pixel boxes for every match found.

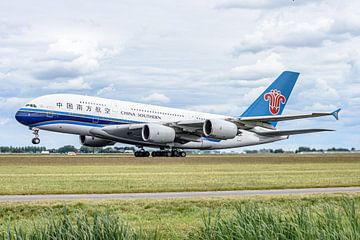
[15,108,142,128]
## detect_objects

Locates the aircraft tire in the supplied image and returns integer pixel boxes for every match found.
[172,150,179,157]
[32,137,40,145]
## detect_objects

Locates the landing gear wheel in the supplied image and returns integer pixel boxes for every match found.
[32,137,40,145]
[180,151,186,157]
[172,150,179,157]
[134,150,150,157]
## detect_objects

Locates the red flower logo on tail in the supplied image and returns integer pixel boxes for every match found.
[264,89,286,115]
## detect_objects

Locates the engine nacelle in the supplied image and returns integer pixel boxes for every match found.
[141,124,176,144]
[80,136,115,147]
[203,119,238,140]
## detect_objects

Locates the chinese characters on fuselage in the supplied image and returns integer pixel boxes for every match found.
[55,102,161,119]
[56,102,111,115]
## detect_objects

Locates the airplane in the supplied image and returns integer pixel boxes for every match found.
[15,71,340,157]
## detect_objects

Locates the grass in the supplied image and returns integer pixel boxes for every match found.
[1,210,159,240]
[0,154,359,195]
[0,194,360,239]
[191,197,360,239]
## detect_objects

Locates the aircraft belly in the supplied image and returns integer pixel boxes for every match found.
[38,124,93,136]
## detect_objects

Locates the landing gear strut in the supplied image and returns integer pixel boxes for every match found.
[31,128,40,145]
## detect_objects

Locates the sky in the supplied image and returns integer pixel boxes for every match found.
[0,0,359,150]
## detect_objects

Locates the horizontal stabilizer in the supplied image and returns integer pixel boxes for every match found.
[332,108,341,120]
[238,108,341,124]
[255,129,334,137]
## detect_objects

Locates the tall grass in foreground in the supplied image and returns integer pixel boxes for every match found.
[191,198,360,240]
[1,198,359,240]
[0,210,159,240]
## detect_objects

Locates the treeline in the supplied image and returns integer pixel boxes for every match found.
[0,146,357,154]
[0,146,47,153]
[244,146,357,154]
[0,145,135,154]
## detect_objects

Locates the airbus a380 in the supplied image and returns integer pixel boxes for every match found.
[15,71,340,157]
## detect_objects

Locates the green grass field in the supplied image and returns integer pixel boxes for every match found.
[0,154,359,195]
[1,194,360,239]
[0,154,360,239]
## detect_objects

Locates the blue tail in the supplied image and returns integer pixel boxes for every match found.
[241,71,300,127]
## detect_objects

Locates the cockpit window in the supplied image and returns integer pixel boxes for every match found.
[25,104,37,108]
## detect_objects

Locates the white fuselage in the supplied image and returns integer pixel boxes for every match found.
[15,94,286,149]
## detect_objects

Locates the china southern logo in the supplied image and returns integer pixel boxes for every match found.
[264,89,286,115]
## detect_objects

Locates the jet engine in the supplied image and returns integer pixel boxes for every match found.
[203,119,238,140]
[141,124,176,144]
[80,136,115,147]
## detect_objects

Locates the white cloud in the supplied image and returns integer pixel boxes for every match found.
[46,77,91,90]
[233,3,360,54]
[0,117,11,126]
[0,97,31,110]
[141,93,170,104]
[229,53,284,79]
[216,0,317,9]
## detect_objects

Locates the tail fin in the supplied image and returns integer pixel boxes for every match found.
[241,71,300,127]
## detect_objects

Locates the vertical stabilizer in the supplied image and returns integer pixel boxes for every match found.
[241,71,300,127]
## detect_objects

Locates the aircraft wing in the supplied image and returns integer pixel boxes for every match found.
[235,108,341,129]
[253,128,334,137]
[87,108,340,144]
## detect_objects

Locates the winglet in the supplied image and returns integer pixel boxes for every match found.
[331,108,341,120]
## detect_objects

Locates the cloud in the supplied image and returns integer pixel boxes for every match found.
[232,3,360,54]
[216,0,317,10]
[46,77,91,90]
[141,93,170,104]
[0,117,11,126]
[34,37,120,80]
[229,53,285,80]
[233,18,334,54]
[0,97,31,111]
[0,21,29,39]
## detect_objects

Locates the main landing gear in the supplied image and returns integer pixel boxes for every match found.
[134,148,186,157]
[151,149,186,157]
[134,150,150,157]
[31,128,40,144]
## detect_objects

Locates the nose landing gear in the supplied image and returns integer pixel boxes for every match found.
[31,128,40,144]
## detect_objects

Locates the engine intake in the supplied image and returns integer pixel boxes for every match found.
[142,124,176,144]
[203,119,238,140]
[80,136,115,147]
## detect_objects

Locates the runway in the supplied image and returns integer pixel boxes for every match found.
[0,187,359,202]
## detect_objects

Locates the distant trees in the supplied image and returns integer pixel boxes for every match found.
[295,146,351,153]
[244,146,356,154]
[0,145,356,154]
[0,146,46,153]
[57,145,78,154]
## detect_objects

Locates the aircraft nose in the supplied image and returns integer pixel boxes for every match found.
[15,109,31,126]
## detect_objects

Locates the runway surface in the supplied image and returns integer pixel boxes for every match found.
[0,187,359,202]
